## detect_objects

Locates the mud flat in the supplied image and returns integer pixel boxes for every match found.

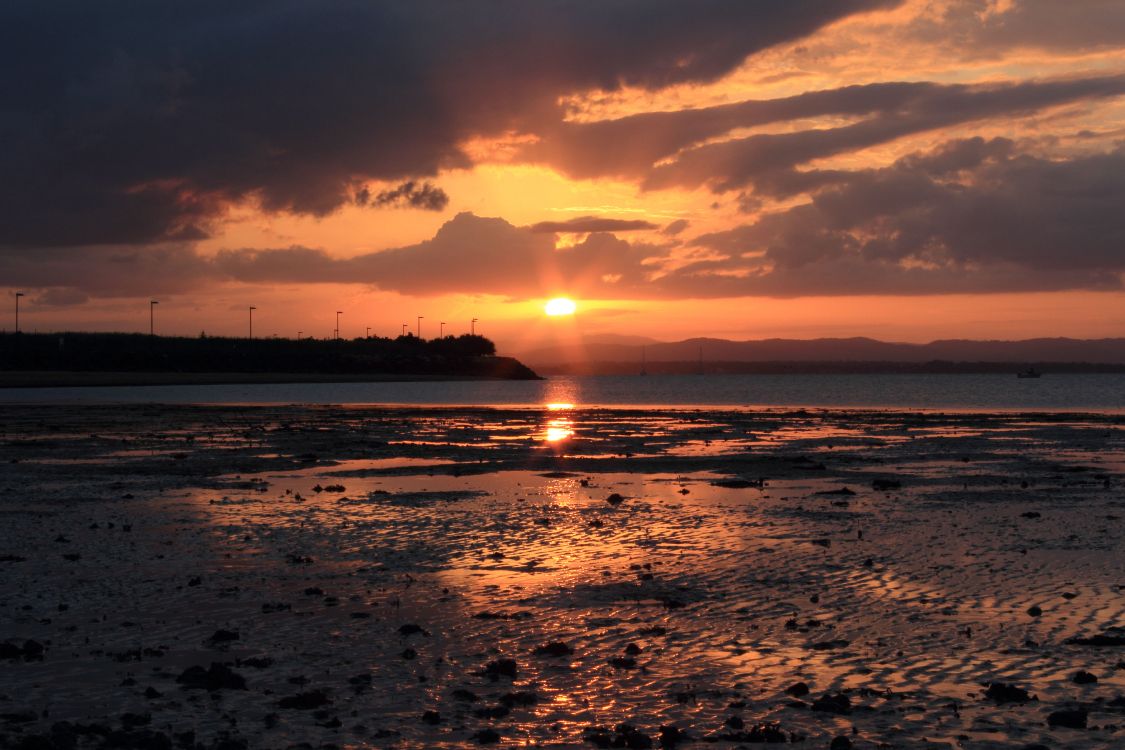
[1,404,1123,749]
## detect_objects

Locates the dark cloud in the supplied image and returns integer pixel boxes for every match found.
[0,0,891,248]
[0,244,211,297]
[213,212,660,298]
[513,75,1125,191]
[7,138,1125,303]
[642,75,1125,192]
[32,288,89,307]
[676,139,1125,296]
[355,181,449,211]
[528,216,659,233]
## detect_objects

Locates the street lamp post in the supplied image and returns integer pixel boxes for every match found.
[440,321,445,338]
[149,300,158,336]
[249,306,256,339]
[297,331,302,340]
[401,323,407,336]
[366,326,371,339]
[14,292,24,333]
[416,316,423,339]
[471,317,478,336]
[335,311,342,340]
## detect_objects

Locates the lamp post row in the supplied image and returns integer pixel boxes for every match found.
[9,294,479,340]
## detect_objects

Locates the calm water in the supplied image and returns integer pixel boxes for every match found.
[2,373,1124,411]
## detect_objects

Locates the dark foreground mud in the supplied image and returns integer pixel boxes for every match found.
[1,404,1123,748]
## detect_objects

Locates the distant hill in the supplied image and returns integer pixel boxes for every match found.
[522,336,1125,374]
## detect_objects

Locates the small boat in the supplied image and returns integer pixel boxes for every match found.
[1017,368,1042,379]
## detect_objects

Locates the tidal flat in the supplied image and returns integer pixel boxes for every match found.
[1,404,1123,749]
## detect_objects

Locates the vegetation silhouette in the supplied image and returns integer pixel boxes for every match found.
[0,332,540,380]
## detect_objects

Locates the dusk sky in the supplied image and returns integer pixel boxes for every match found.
[4,1,1125,351]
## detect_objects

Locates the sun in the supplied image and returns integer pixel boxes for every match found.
[544,297,577,316]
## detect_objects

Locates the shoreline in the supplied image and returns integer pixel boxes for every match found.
[0,370,540,388]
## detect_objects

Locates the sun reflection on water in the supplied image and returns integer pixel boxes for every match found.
[545,417,574,442]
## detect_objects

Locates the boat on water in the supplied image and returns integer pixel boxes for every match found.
[1017,368,1042,378]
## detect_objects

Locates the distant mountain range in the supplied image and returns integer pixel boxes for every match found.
[520,336,1125,374]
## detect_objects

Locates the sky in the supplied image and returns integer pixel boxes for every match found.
[3,0,1125,354]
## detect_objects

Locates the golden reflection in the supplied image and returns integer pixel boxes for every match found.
[542,377,579,407]
[545,419,574,443]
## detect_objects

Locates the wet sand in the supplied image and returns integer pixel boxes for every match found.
[1,404,1123,749]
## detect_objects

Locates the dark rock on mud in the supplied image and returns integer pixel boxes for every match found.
[1073,670,1098,684]
[714,722,790,743]
[659,725,687,748]
[1066,632,1125,646]
[983,682,1035,704]
[206,629,239,645]
[786,682,810,698]
[473,728,502,744]
[808,639,850,651]
[420,710,441,725]
[872,479,901,491]
[176,663,247,691]
[1046,708,1087,729]
[711,478,765,489]
[811,693,851,714]
[584,723,653,748]
[398,623,430,637]
[605,493,625,506]
[500,691,537,708]
[534,641,573,657]
[482,658,518,680]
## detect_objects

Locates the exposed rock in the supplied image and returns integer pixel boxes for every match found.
[1046,708,1087,729]
[786,682,810,698]
[1066,632,1125,646]
[533,642,573,657]
[473,728,501,744]
[206,629,239,646]
[811,692,851,714]
[808,639,850,651]
[983,682,1035,704]
[482,658,518,680]
[584,723,652,748]
[658,725,687,748]
[176,663,247,691]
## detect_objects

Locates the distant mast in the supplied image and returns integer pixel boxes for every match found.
[640,345,647,376]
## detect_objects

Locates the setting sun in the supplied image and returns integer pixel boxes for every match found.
[544,297,577,316]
